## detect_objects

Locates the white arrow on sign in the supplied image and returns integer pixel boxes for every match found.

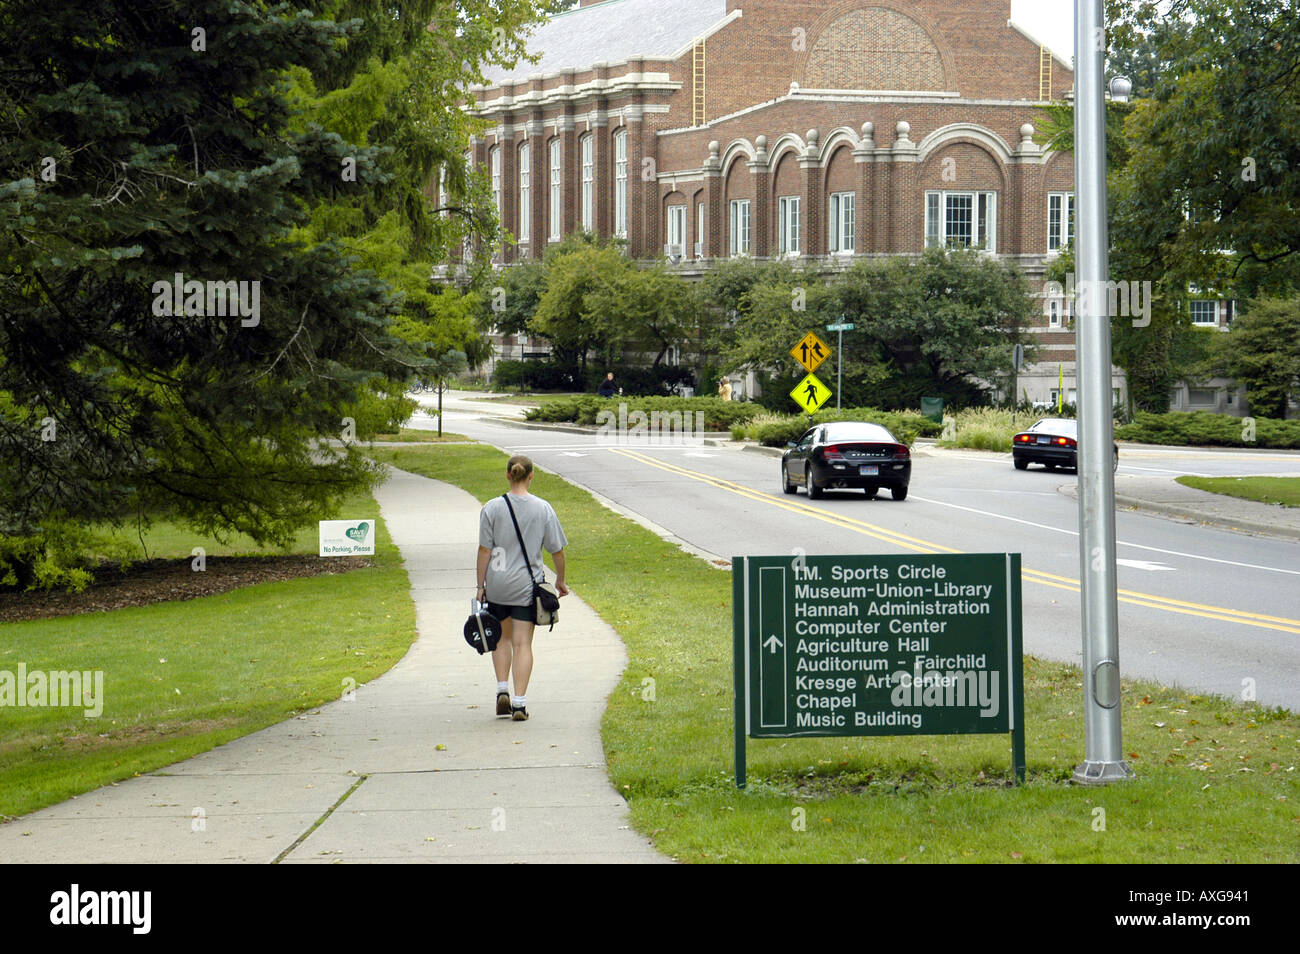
[1116,558,1176,572]
[764,634,783,653]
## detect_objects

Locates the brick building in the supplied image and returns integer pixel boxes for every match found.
[466,0,1126,404]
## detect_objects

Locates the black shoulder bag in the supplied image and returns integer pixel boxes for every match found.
[502,494,561,630]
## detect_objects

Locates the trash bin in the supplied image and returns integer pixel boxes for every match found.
[921,397,944,424]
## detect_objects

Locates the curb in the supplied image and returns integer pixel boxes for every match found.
[1058,484,1300,542]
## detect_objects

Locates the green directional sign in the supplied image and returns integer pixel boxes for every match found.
[733,553,1025,786]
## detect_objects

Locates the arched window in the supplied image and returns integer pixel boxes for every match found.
[490,146,501,219]
[518,142,530,240]
[549,139,563,240]
[613,129,628,237]
[580,134,594,231]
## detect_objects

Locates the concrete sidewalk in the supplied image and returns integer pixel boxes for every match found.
[0,467,666,864]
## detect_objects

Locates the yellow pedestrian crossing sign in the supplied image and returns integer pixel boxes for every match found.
[790,373,832,414]
[790,332,831,374]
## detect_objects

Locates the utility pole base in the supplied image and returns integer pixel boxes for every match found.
[1071,759,1135,785]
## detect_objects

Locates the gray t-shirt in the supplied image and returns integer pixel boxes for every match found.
[479,492,568,606]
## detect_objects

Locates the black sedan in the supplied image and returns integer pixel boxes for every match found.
[782,421,912,500]
[1012,418,1118,472]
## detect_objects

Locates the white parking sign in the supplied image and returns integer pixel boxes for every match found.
[319,519,377,557]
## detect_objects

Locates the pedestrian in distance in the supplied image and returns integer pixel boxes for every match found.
[717,376,732,401]
[476,455,569,721]
[597,371,620,398]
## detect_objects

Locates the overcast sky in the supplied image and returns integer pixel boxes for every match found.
[1010,0,1075,62]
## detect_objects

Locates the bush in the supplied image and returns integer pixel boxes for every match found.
[344,387,419,440]
[592,365,695,396]
[1116,411,1300,449]
[735,408,943,447]
[0,521,136,593]
[936,407,1053,453]
[493,359,582,391]
[525,396,763,431]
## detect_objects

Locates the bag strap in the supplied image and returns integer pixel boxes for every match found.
[501,494,545,585]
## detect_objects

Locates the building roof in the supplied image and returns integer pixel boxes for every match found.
[480,0,729,86]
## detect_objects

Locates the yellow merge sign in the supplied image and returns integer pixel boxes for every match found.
[790,373,833,414]
[790,332,831,374]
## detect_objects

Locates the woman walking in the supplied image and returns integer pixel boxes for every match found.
[476,455,569,721]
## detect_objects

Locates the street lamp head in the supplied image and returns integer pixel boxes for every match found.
[1108,75,1133,103]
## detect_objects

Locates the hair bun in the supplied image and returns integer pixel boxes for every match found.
[507,455,534,484]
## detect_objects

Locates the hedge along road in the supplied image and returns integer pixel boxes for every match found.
[445,407,1300,711]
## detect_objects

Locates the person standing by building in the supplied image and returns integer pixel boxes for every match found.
[476,455,569,721]
[717,376,733,401]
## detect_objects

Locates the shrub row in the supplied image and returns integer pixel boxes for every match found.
[524,396,763,431]
[1116,411,1300,449]
[935,407,1060,453]
[493,360,695,396]
[493,359,583,392]
[733,408,944,447]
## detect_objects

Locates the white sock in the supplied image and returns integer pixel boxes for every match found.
[513,695,526,707]
[497,682,509,694]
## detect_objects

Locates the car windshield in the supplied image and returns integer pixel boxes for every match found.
[822,422,896,444]
[1029,419,1077,437]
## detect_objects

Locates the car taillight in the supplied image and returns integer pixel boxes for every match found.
[822,445,843,460]
[1056,437,1077,448]
[1015,434,1032,443]
[893,444,910,457]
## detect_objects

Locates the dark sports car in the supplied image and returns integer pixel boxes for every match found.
[1012,418,1118,472]
[782,421,912,500]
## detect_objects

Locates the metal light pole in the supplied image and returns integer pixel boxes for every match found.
[1072,0,1133,784]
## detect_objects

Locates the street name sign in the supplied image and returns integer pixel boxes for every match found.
[826,322,855,332]
[790,332,831,374]
[733,553,1025,787]
[789,373,832,414]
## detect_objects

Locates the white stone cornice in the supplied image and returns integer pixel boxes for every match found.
[470,70,680,117]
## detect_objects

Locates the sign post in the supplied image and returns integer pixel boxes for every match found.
[826,320,854,411]
[733,552,1025,788]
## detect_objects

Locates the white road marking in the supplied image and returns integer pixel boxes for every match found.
[560,452,587,457]
[1116,559,1176,572]
[1119,463,1216,477]
[909,494,1300,577]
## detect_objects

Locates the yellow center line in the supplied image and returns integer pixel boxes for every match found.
[611,447,1300,635]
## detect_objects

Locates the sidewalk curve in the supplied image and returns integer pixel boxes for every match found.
[0,466,666,864]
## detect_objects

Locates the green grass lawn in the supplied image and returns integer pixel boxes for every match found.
[467,392,586,407]
[0,489,416,818]
[1177,476,1300,508]
[369,429,471,443]
[369,443,1300,864]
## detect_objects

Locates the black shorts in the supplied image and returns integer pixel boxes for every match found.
[486,601,536,624]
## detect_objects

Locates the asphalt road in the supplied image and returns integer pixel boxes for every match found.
[422,394,1300,711]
